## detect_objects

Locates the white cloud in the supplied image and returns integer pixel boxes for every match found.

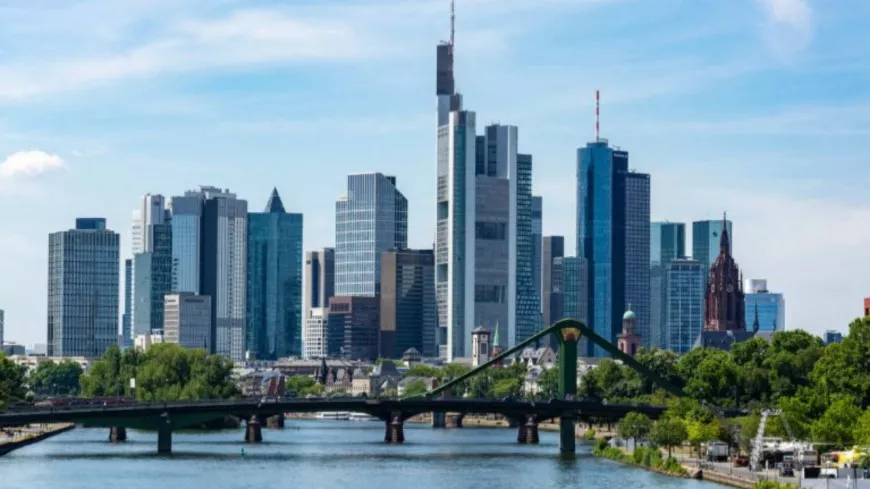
[0,150,65,178]
[754,0,814,57]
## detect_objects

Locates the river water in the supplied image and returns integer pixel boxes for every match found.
[0,420,727,489]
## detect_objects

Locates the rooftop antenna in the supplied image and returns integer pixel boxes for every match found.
[595,90,600,142]
[450,0,455,47]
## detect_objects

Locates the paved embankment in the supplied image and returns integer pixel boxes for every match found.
[0,423,75,456]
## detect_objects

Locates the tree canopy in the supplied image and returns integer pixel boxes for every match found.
[80,344,238,401]
[0,352,26,408]
[28,360,83,396]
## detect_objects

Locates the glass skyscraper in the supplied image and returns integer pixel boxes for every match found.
[132,221,172,336]
[560,256,589,354]
[335,173,407,298]
[514,153,540,346]
[665,258,705,354]
[531,196,543,333]
[650,221,687,348]
[246,188,303,360]
[744,279,785,332]
[692,219,733,273]
[577,140,650,355]
[47,218,120,357]
[437,109,477,361]
[122,258,132,347]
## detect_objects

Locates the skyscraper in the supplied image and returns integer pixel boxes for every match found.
[304,248,334,359]
[246,188,304,360]
[380,249,437,358]
[577,139,651,355]
[531,196,543,329]
[541,236,565,328]
[122,258,132,347]
[651,222,686,265]
[744,279,785,333]
[693,219,733,272]
[560,256,589,354]
[514,153,540,346]
[650,221,686,348]
[327,296,380,361]
[335,173,408,297]
[47,218,120,357]
[436,108,476,361]
[169,191,204,294]
[202,187,247,361]
[665,259,705,354]
[132,219,172,336]
[163,293,211,350]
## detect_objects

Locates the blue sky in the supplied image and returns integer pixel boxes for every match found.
[1,0,867,347]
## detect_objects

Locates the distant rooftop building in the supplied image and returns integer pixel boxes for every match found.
[824,330,844,345]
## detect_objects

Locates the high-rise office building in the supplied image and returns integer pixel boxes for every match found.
[304,248,335,314]
[246,188,303,360]
[651,222,686,265]
[665,259,705,354]
[514,156,540,346]
[380,249,436,358]
[169,191,204,294]
[47,218,120,357]
[560,256,589,354]
[335,173,407,298]
[436,108,477,361]
[327,296,380,361]
[744,279,785,333]
[650,221,686,349]
[199,187,248,362]
[531,196,543,330]
[304,308,328,359]
[122,258,132,347]
[542,236,565,328]
[132,220,172,336]
[693,219,733,273]
[163,293,211,350]
[577,139,651,355]
[304,248,334,359]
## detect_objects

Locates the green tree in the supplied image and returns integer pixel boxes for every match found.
[536,367,559,399]
[402,380,429,398]
[811,397,861,448]
[650,416,687,457]
[28,360,83,396]
[853,410,870,445]
[0,352,26,408]
[286,375,316,395]
[617,412,653,444]
[80,343,238,401]
[492,377,522,399]
[404,364,442,379]
[686,418,721,456]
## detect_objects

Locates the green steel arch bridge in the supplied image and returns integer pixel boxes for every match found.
[0,320,747,454]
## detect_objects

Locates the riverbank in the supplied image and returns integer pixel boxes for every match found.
[0,423,75,456]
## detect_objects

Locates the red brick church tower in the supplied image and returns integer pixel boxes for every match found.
[703,213,746,332]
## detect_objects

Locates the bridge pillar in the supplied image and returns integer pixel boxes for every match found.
[454,414,464,428]
[555,323,580,455]
[517,415,539,444]
[507,416,520,428]
[431,412,446,429]
[266,415,285,429]
[109,426,127,443]
[157,424,172,454]
[384,412,404,444]
[245,416,263,443]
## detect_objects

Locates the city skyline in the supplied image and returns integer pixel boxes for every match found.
[1,0,867,347]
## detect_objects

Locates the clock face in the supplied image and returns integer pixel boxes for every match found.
[726,284,734,293]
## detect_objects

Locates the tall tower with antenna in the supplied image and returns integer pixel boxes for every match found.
[435,0,476,361]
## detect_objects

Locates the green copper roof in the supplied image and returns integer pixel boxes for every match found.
[623,310,636,321]
[493,321,500,346]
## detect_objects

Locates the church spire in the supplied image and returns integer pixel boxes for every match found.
[719,211,730,255]
[493,321,500,347]
[752,301,760,333]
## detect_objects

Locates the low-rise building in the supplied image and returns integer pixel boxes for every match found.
[134,333,164,351]
[8,355,91,374]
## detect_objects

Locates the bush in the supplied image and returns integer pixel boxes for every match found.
[633,448,645,464]
[593,438,609,454]
[754,482,797,489]
[583,429,596,440]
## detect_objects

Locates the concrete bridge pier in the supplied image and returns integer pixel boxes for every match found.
[384,412,404,444]
[446,413,464,428]
[109,426,127,443]
[559,413,576,455]
[245,416,263,443]
[517,415,539,445]
[431,412,446,429]
[266,415,285,429]
[157,424,172,454]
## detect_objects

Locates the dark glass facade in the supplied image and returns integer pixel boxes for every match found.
[379,249,436,358]
[542,236,565,328]
[122,258,132,347]
[692,219,733,273]
[327,296,380,361]
[246,189,303,360]
[132,222,173,336]
[515,154,540,344]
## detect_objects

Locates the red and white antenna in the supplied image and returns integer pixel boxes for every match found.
[595,89,600,142]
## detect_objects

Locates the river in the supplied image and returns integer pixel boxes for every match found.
[0,420,728,489]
